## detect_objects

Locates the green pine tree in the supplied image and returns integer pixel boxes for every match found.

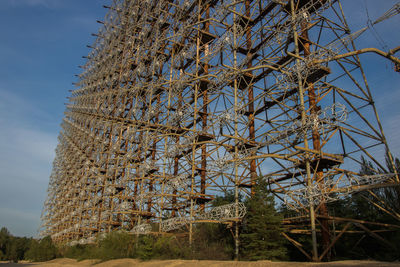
[240,178,287,261]
[0,227,11,260]
[329,153,400,260]
[25,236,57,262]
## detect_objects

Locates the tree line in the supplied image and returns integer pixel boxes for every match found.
[0,228,57,262]
[1,153,399,262]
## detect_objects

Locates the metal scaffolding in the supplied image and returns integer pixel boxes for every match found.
[40,0,400,261]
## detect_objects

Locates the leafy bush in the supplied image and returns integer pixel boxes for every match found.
[134,235,155,260]
[63,243,99,261]
[97,231,135,260]
[191,223,233,260]
[25,236,58,262]
[153,235,189,259]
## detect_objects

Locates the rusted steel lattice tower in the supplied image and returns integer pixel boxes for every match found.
[40,0,400,261]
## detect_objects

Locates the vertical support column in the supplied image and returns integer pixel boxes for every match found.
[133,100,146,225]
[200,3,210,210]
[162,32,177,229]
[105,123,115,233]
[147,94,161,214]
[301,22,331,261]
[245,0,257,196]
[290,0,318,261]
[233,8,240,261]
[172,134,179,217]
[189,0,203,246]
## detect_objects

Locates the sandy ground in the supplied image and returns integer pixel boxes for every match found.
[1,259,399,267]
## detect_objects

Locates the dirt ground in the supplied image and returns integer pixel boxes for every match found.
[1,258,399,267]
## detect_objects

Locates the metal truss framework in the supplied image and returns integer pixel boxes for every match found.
[40,0,400,261]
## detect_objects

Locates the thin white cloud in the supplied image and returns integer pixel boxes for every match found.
[0,207,41,237]
[371,72,400,158]
[2,0,64,9]
[0,89,53,126]
[381,113,400,158]
[0,89,57,237]
[0,126,56,163]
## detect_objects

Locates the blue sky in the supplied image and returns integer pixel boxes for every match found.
[0,0,399,237]
[0,0,108,237]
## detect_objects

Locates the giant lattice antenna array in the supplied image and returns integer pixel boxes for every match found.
[40,0,400,261]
